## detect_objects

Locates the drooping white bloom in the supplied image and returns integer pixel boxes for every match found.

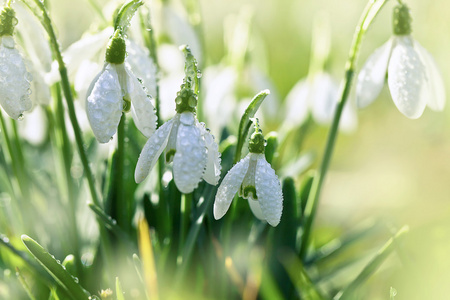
[0,35,32,119]
[356,5,445,119]
[135,111,221,193]
[86,62,157,143]
[214,122,283,227]
[214,152,283,227]
[283,72,357,132]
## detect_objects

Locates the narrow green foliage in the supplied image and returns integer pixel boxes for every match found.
[114,0,144,33]
[234,90,270,163]
[16,267,37,300]
[264,132,278,164]
[88,203,130,242]
[21,235,90,300]
[299,171,315,216]
[337,226,409,300]
[279,250,325,300]
[116,277,125,300]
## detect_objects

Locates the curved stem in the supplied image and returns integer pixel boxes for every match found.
[27,0,100,207]
[299,0,390,259]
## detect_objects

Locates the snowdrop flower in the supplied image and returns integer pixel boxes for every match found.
[356,3,445,119]
[86,30,157,143]
[283,72,357,133]
[214,120,283,227]
[135,79,221,193]
[0,5,32,120]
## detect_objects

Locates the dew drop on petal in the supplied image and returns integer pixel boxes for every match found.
[18,114,24,121]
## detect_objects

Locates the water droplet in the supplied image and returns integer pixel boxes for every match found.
[197,71,202,79]
[18,114,24,121]
[25,72,33,82]
[110,136,113,141]
[11,17,18,26]
[175,96,182,105]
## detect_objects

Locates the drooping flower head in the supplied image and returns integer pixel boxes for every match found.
[86,28,157,143]
[356,2,445,119]
[135,45,221,193]
[0,4,32,120]
[214,119,283,227]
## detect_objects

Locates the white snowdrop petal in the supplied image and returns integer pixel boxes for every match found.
[86,64,123,143]
[311,72,339,124]
[213,156,250,220]
[164,113,180,163]
[0,36,32,120]
[173,114,207,193]
[248,199,265,221]
[127,68,157,138]
[135,119,174,183]
[356,39,392,109]
[284,79,310,128]
[413,41,446,111]
[388,36,427,119]
[255,156,283,227]
[197,121,221,186]
[126,41,158,97]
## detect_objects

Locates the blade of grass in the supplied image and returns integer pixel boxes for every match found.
[234,90,270,163]
[16,267,37,300]
[336,226,409,300]
[21,235,90,300]
[137,219,159,300]
[279,249,325,300]
[116,277,125,300]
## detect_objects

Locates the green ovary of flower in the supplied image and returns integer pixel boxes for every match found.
[175,82,198,113]
[0,7,18,36]
[393,3,412,35]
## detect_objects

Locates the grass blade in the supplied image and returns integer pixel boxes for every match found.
[336,226,409,300]
[21,235,89,300]
[116,277,125,300]
[234,90,270,163]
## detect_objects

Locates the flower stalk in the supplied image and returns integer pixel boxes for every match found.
[299,0,390,259]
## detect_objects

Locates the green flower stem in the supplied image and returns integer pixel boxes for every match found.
[27,0,100,207]
[299,0,389,259]
[11,120,29,190]
[50,83,83,277]
[139,8,168,235]
[115,114,127,230]
[0,110,27,200]
[178,192,192,257]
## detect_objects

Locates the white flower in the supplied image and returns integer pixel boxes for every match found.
[86,61,157,143]
[0,35,32,119]
[284,72,357,132]
[213,152,283,227]
[356,5,445,119]
[135,110,221,193]
[214,122,283,227]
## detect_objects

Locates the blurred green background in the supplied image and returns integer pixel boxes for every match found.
[41,0,450,298]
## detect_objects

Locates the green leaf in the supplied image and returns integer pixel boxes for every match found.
[337,226,409,300]
[88,203,130,242]
[279,250,325,300]
[234,90,270,163]
[116,277,125,300]
[299,171,315,217]
[114,0,144,33]
[21,235,90,300]
[264,132,278,165]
